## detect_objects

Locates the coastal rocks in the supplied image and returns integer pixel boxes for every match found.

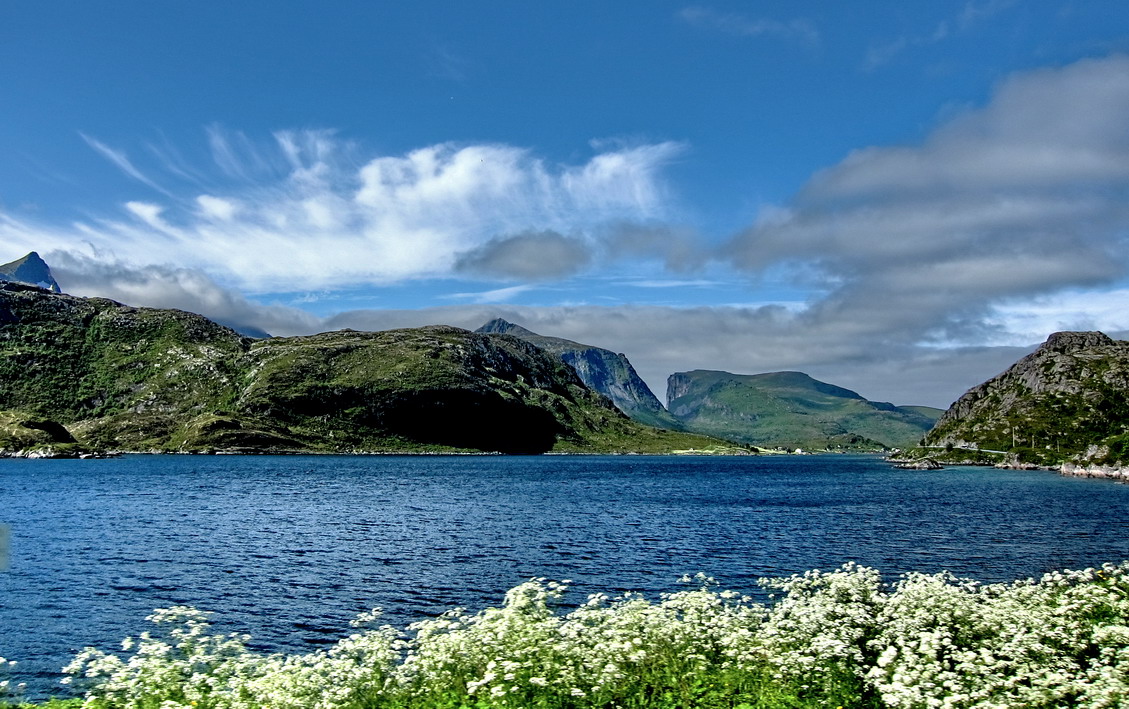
[892,458,944,470]
[1060,463,1129,481]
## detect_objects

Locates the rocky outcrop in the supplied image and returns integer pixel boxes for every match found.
[1060,462,1129,481]
[475,318,683,430]
[894,458,944,470]
[922,331,1129,466]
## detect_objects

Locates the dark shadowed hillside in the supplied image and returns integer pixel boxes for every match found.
[0,284,723,455]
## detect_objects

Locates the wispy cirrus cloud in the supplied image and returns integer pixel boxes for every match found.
[446,284,537,305]
[39,131,687,292]
[80,133,175,197]
[863,0,1017,70]
[678,6,819,47]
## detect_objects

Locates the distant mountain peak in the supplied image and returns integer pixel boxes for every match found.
[475,318,683,430]
[666,369,937,450]
[475,318,538,337]
[0,251,62,293]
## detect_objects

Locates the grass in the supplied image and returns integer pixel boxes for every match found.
[0,289,727,456]
[7,563,1129,709]
[667,371,935,451]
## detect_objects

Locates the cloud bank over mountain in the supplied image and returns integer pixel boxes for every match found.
[5,55,1129,407]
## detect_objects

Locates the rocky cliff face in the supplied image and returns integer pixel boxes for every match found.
[922,331,1129,465]
[667,369,939,450]
[0,285,718,455]
[475,318,684,430]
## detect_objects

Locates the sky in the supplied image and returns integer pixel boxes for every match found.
[2,1,1129,408]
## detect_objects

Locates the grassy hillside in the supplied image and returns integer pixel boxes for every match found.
[0,283,725,455]
[668,370,936,450]
[921,331,1129,466]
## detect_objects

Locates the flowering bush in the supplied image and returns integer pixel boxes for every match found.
[31,562,1129,708]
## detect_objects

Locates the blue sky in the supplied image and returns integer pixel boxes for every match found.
[3,1,1129,406]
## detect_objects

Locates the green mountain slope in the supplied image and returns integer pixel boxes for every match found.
[667,369,937,450]
[921,331,1129,466]
[0,283,723,455]
[475,318,684,430]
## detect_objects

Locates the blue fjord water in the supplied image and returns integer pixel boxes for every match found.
[3,453,1129,697]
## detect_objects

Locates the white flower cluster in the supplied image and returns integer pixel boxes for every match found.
[865,563,1129,708]
[54,562,1129,708]
[61,605,399,709]
[394,576,764,707]
[0,655,27,698]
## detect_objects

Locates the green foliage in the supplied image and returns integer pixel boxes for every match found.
[923,334,1129,466]
[668,370,934,451]
[0,289,725,455]
[20,563,1129,709]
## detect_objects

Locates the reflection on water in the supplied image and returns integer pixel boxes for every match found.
[3,454,1129,697]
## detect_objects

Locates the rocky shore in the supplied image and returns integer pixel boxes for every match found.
[1060,463,1129,482]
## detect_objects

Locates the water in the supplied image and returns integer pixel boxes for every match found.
[3,453,1129,698]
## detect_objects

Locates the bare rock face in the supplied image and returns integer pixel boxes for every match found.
[922,331,1129,465]
[475,319,684,430]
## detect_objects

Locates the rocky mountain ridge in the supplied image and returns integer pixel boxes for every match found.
[0,251,61,293]
[475,318,683,430]
[0,284,723,455]
[921,331,1129,465]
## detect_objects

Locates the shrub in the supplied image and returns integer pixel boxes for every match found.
[46,562,1129,709]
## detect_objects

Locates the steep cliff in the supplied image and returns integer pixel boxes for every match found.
[922,331,1129,465]
[475,318,684,430]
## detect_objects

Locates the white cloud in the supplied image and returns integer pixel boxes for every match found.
[862,0,1015,70]
[196,195,239,221]
[678,6,819,46]
[46,250,321,337]
[81,133,173,197]
[727,54,1129,350]
[54,132,685,292]
[125,201,177,233]
[985,289,1129,346]
[446,285,536,304]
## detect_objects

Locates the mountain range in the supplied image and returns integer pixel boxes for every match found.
[474,318,941,450]
[7,252,1123,461]
[0,282,725,455]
